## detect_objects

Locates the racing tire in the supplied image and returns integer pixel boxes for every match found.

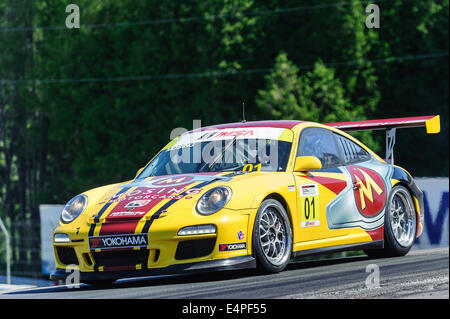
[365,185,417,259]
[252,199,293,274]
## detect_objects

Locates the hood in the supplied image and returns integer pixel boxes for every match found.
[87,172,242,224]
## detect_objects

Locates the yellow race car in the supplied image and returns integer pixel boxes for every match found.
[51,115,440,284]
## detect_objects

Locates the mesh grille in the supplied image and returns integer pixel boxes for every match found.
[175,238,216,260]
[92,249,150,267]
[56,246,78,265]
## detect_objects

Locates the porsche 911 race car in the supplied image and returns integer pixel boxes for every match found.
[51,115,440,284]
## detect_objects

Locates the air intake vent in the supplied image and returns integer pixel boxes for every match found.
[92,249,149,267]
[56,247,78,265]
[175,238,216,260]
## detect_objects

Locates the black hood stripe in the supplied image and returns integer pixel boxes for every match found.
[141,173,235,269]
[88,186,132,237]
[141,179,214,234]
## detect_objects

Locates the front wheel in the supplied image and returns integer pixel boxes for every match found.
[252,199,293,273]
[365,185,417,258]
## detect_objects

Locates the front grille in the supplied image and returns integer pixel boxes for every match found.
[92,249,150,267]
[175,238,216,260]
[56,246,78,265]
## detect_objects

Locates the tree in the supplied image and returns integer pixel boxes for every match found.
[256,53,378,151]
[370,0,449,176]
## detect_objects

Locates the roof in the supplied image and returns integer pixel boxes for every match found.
[188,120,305,133]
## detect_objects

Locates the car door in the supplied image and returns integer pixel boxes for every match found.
[293,127,351,243]
[330,132,388,235]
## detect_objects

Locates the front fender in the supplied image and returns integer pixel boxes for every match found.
[221,172,296,212]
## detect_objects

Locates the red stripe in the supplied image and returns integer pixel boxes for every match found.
[99,222,142,236]
[99,184,192,236]
[366,226,384,241]
[303,175,347,195]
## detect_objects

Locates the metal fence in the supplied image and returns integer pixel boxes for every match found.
[0,217,42,280]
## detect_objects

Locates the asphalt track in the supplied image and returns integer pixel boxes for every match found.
[1,248,448,299]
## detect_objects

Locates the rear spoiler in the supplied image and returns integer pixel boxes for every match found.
[324,115,440,164]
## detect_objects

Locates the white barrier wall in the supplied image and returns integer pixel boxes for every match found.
[412,178,449,250]
[39,178,449,275]
[39,205,64,275]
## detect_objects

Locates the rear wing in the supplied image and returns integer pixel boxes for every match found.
[324,115,440,164]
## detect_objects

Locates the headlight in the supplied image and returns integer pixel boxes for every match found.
[196,186,232,215]
[61,194,88,223]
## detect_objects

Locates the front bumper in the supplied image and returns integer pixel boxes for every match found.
[52,207,255,281]
[51,255,256,281]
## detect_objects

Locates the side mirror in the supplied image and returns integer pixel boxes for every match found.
[135,167,144,179]
[294,156,322,172]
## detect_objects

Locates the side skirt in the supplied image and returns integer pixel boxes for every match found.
[291,240,383,258]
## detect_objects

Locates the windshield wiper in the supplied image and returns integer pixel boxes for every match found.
[198,136,238,172]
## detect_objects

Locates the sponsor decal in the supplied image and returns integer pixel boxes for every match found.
[237,231,245,240]
[414,178,449,248]
[219,242,247,252]
[299,184,320,227]
[109,211,146,217]
[125,200,151,208]
[299,184,319,197]
[185,188,203,195]
[302,173,347,195]
[89,234,148,250]
[95,174,230,239]
[288,185,295,192]
[174,127,288,148]
[99,186,188,235]
[152,175,194,186]
[197,130,254,140]
[123,174,232,190]
[349,166,386,217]
[301,220,320,227]
[101,186,196,207]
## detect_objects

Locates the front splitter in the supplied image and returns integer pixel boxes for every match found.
[50,255,256,281]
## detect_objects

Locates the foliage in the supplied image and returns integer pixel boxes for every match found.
[256,53,378,150]
[0,0,447,277]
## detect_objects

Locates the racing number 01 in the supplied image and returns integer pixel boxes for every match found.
[299,184,320,227]
[243,163,262,172]
[304,196,316,220]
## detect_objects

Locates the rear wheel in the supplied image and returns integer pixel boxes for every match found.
[252,199,292,273]
[365,185,417,258]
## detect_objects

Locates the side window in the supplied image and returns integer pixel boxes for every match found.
[297,128,343,168]
[334,134,370,164]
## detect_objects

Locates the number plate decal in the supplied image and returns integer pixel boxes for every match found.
[299,184,320,227]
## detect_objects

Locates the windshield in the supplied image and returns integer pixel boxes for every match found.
[139,128,293,178]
